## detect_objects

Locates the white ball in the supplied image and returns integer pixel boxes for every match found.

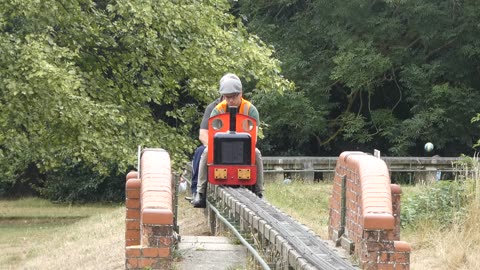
[283,178,292,185]
[424,142,434,152]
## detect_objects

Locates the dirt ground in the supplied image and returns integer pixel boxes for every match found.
[176,193,211,236]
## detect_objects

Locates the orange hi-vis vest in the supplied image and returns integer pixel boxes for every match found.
[214,98,252,116]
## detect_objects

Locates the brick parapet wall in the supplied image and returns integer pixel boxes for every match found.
[328,151,411,269]
[125,149,175,270]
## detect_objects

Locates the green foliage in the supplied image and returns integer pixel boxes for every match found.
[403,154,480,232]
[254,90,326,155]
[0,0,292,201]
[241,0,480,156]
[331,41,392,89]
[36,162,126,203]
[473,116,480,148]
[401,181,470,228]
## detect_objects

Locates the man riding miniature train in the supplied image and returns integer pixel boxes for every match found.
[192,73,264,208]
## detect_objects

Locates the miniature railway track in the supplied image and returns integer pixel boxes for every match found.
[219,187,357,270]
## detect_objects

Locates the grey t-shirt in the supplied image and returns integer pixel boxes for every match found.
[200,98,222,129]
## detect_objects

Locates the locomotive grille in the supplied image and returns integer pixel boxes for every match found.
[213,133,251,165]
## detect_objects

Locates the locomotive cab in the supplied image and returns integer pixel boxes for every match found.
[207,107,257,186]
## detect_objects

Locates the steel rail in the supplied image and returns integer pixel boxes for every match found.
[223,187,356,270]
[207,199,271,270]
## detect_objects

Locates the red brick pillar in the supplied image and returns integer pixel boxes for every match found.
[391,184,402,240]
[126,171,141,246]
[329,152,411,269]
[125,149,175,270]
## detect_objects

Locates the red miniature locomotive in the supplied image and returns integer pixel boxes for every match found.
[207,107,257,187]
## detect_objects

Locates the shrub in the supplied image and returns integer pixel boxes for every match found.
[36,162,127,203]
[401,181,469,228]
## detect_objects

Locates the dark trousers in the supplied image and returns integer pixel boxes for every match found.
[191,145,205,194]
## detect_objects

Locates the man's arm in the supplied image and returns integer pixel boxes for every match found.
[249,104,260,142]
[199,99,220,146]
[199,128,208,146]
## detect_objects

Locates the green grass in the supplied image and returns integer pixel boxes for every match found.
[264,179,480,270]
[0,197,117,218]
[264,180,332,238]
[0,197,121,269]
[3,178,479,269]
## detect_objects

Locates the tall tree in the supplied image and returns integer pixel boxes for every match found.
[0,0,292,199]
[241,0,480,156]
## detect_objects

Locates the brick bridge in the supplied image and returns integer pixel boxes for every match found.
[124,149,411,269]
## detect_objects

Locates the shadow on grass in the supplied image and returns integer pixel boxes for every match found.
[0,216,85,227]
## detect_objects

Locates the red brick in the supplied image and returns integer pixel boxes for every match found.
[125,246,141,257]
[394,241,411,252]
[142,247,159,257]
[126,209,140,219]
[126,239,140,246]
[159,237,173,246]
[126,171,138,181]
[394,252,409,264]
[138,258,157,268]
[126,258,139,268]
[126,178,141,189]
[125,229,140,240]
[377,263,395,270]
[126,189,140,199]
[385,229,397,240]
[390,184,402,195]
[142,225,173,236]
[363,213,395,230]
[142,208,173,225]
[158,247,170,257]
[393,263,410,270]
[379,252,391,263]
[126,198,140,209]
[126,219,140,230]
[142,236,173,249]
[141,247,171,258]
